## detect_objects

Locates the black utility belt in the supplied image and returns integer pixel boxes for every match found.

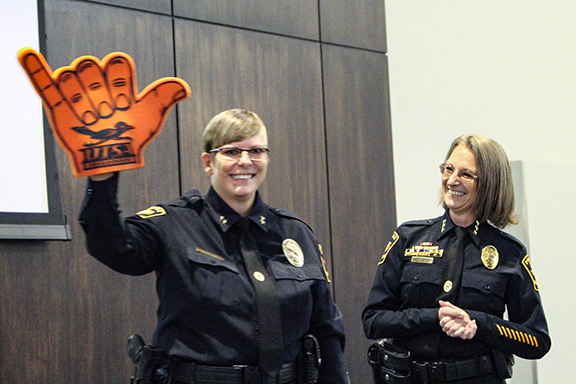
[411,355,494,382]
[368,340,497,383]
[172,361,296,384]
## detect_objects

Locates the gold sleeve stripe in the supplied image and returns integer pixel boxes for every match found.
[519,332,527,344]
[495,324,539,348]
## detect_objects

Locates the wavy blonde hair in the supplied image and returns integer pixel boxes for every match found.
[441,135,518,228]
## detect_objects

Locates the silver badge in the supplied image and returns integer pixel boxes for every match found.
[282,238,304,267]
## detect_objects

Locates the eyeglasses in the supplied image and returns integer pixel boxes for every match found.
[439,163,478,182]
[209,146,270,161]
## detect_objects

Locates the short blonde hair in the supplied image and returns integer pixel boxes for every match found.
[202,109,266,152]
[442,135,518,228]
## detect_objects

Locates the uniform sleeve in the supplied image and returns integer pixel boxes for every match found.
[307,238,348,383]
[78,173,163,275]
[314,308,348,384]
[469,254,551,359]
[362,230,440,339]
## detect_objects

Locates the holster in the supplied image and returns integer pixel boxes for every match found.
[492,349,514,379]
[127,334,171,384]
[368,340,411,384]
[297,334,321,384]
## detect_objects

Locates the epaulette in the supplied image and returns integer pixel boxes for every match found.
[137,189,203,220]
[402,216,442,227]
[164,189,202,208]
[491,225,525,248]
[268,206,314,232]
[182,189,202,208]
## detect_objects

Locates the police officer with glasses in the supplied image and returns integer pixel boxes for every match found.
[80,109,348,384]
[363,135,550,384]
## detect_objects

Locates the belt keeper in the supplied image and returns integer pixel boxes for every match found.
[428,362,445,381]
[234,365,260,384]
[443,361,460,381]
[172,361,197,383]
[411,362,428,382]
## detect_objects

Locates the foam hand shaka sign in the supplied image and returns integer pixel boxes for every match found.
[17,48,191,177]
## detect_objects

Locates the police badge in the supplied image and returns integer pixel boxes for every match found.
[481,245,499,270]
[283,238,304,267]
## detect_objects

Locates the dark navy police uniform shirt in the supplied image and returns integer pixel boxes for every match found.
[363,211,550,361]
[79,173,347,383]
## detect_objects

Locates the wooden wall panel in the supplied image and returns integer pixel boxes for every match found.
[83,0,172,14]
[323,44,397,383]
[0,1,392,383]
[174,21,331,254]
[0,1,178,382]
[174,0,319,40]
[320,0,387,52]
[43,0,181,210]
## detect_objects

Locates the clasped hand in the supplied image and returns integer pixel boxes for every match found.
[438,300,477,340]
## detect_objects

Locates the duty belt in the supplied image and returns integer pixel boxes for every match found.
[411,354,495,382]
[172,361,296,384]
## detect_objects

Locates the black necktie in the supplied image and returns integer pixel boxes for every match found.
[237,218,283,377]
[437,226,467,303]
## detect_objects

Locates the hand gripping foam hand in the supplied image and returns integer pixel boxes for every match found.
[17,48,191,177]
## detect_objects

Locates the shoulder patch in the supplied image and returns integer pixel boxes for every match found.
[378,231,400,265]
[522,254,539,292]
[137,206,166,219]
[317,244,332,283]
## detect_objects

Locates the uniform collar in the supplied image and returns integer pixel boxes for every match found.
[204,188,272,233]
[438,211,482,247]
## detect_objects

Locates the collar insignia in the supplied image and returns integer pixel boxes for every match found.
[473,220,480,236]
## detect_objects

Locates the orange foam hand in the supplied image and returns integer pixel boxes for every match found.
[18,48,191,177]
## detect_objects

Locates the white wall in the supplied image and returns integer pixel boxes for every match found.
[385,1,576,383]
[0,0,46,213]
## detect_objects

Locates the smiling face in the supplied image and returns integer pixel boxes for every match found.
[442,144,478,226]
[202,129,269,213]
